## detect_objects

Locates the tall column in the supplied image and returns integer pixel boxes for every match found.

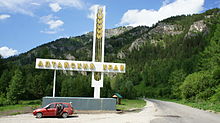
[92,6,105,98]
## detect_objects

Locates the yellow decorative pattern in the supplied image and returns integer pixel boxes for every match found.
[114,65,118,71]
[96,28,103,34]
[97,13,103,19]
[108,65,113,70]
[120,65,125,71]
[83,64,89,69]
[77,63,82,69]
[58,62,62,68]
[96,24,103,29]
[52,61,56,67]
[97,18,103,24]
[38,61,43,67]
[96,7,103,40]
[90,63,95,69]
[64,62,69,68]
[103,64,107,70]
[45,61,51,67]
[36,60,125,73]
[71,63,76,69]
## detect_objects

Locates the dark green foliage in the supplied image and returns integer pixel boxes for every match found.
[0,70,12,93]
[60,74,92,97]
[168,69,187,98]
[210,85,220,102]
[198,23,220,71]
[7,69,25,104]
[25,71,53,99]
[0,93,8,106]
[114,75,137,99]
[101,77,113,97]
[0,55,3,74]
[180,71,216,101]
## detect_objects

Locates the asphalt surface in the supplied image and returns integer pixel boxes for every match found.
[149,99,220,123]
[0,99,220,123]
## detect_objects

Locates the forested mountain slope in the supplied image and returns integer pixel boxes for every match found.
[0,8,220,105]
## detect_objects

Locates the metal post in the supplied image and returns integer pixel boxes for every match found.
[53,70,56,97]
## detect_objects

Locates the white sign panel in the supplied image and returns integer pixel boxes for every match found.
[35,58,125,73]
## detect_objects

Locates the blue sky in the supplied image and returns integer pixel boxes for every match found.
[0,0,219,58]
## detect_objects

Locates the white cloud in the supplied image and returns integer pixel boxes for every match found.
[40,29,63,34]
[88,4,99,19]
[0,0,35,16]
[0,46,18,58]
[52,0,83,9]
[58,35,69,39]
[40,15,64,34]
[162,0,172,6]
[88,4,104,20]
[120,0,205,27]
[0,14,11,20]
[47,20,64,29]
[0,0,83,16]
[49,3,62,12]
[40,14,54,22]
[31,2,41,6]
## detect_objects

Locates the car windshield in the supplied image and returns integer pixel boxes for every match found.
[44,104,55,108]
[44,104,50,108]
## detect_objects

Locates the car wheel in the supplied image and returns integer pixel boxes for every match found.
[36,112,43,118]
[62,112,68,118]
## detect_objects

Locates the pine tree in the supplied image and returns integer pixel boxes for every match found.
[0,70,12,93]
[0,54,4,76]
[199,22,220,71]
[7,69,24,104]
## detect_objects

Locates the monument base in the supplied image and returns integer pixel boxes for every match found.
[42,97,116,111]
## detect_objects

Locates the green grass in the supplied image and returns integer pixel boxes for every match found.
[159,99,220,113]
[0,100,41,115]
[0,105,28,112]
[116,99,146,111]
[10,112,21,115]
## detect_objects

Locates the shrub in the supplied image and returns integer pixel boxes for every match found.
[210,85,220,102]
[180,71,216,100]
[0,93,10,106]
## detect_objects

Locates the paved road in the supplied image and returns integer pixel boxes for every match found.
[150,99,220,123]
[0,99,220,123]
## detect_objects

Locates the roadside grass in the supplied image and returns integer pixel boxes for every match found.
[116,99,146,111]
[0,100,41,115]
[10,112,22,115]
[159,99,220,113]
[0,105,29,112]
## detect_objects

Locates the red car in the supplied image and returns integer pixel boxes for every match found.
[33,102,74,118]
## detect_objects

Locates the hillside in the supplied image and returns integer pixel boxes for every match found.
[0,8,220,105]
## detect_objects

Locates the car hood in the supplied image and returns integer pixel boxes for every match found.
[33,108,44,112]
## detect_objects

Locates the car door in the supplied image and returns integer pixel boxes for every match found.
[44,104,56,116]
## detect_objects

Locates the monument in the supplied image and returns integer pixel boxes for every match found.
[35,6,126,111]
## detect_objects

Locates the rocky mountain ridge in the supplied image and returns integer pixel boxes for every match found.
[85,26,133,38]
[7,9,219,67]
